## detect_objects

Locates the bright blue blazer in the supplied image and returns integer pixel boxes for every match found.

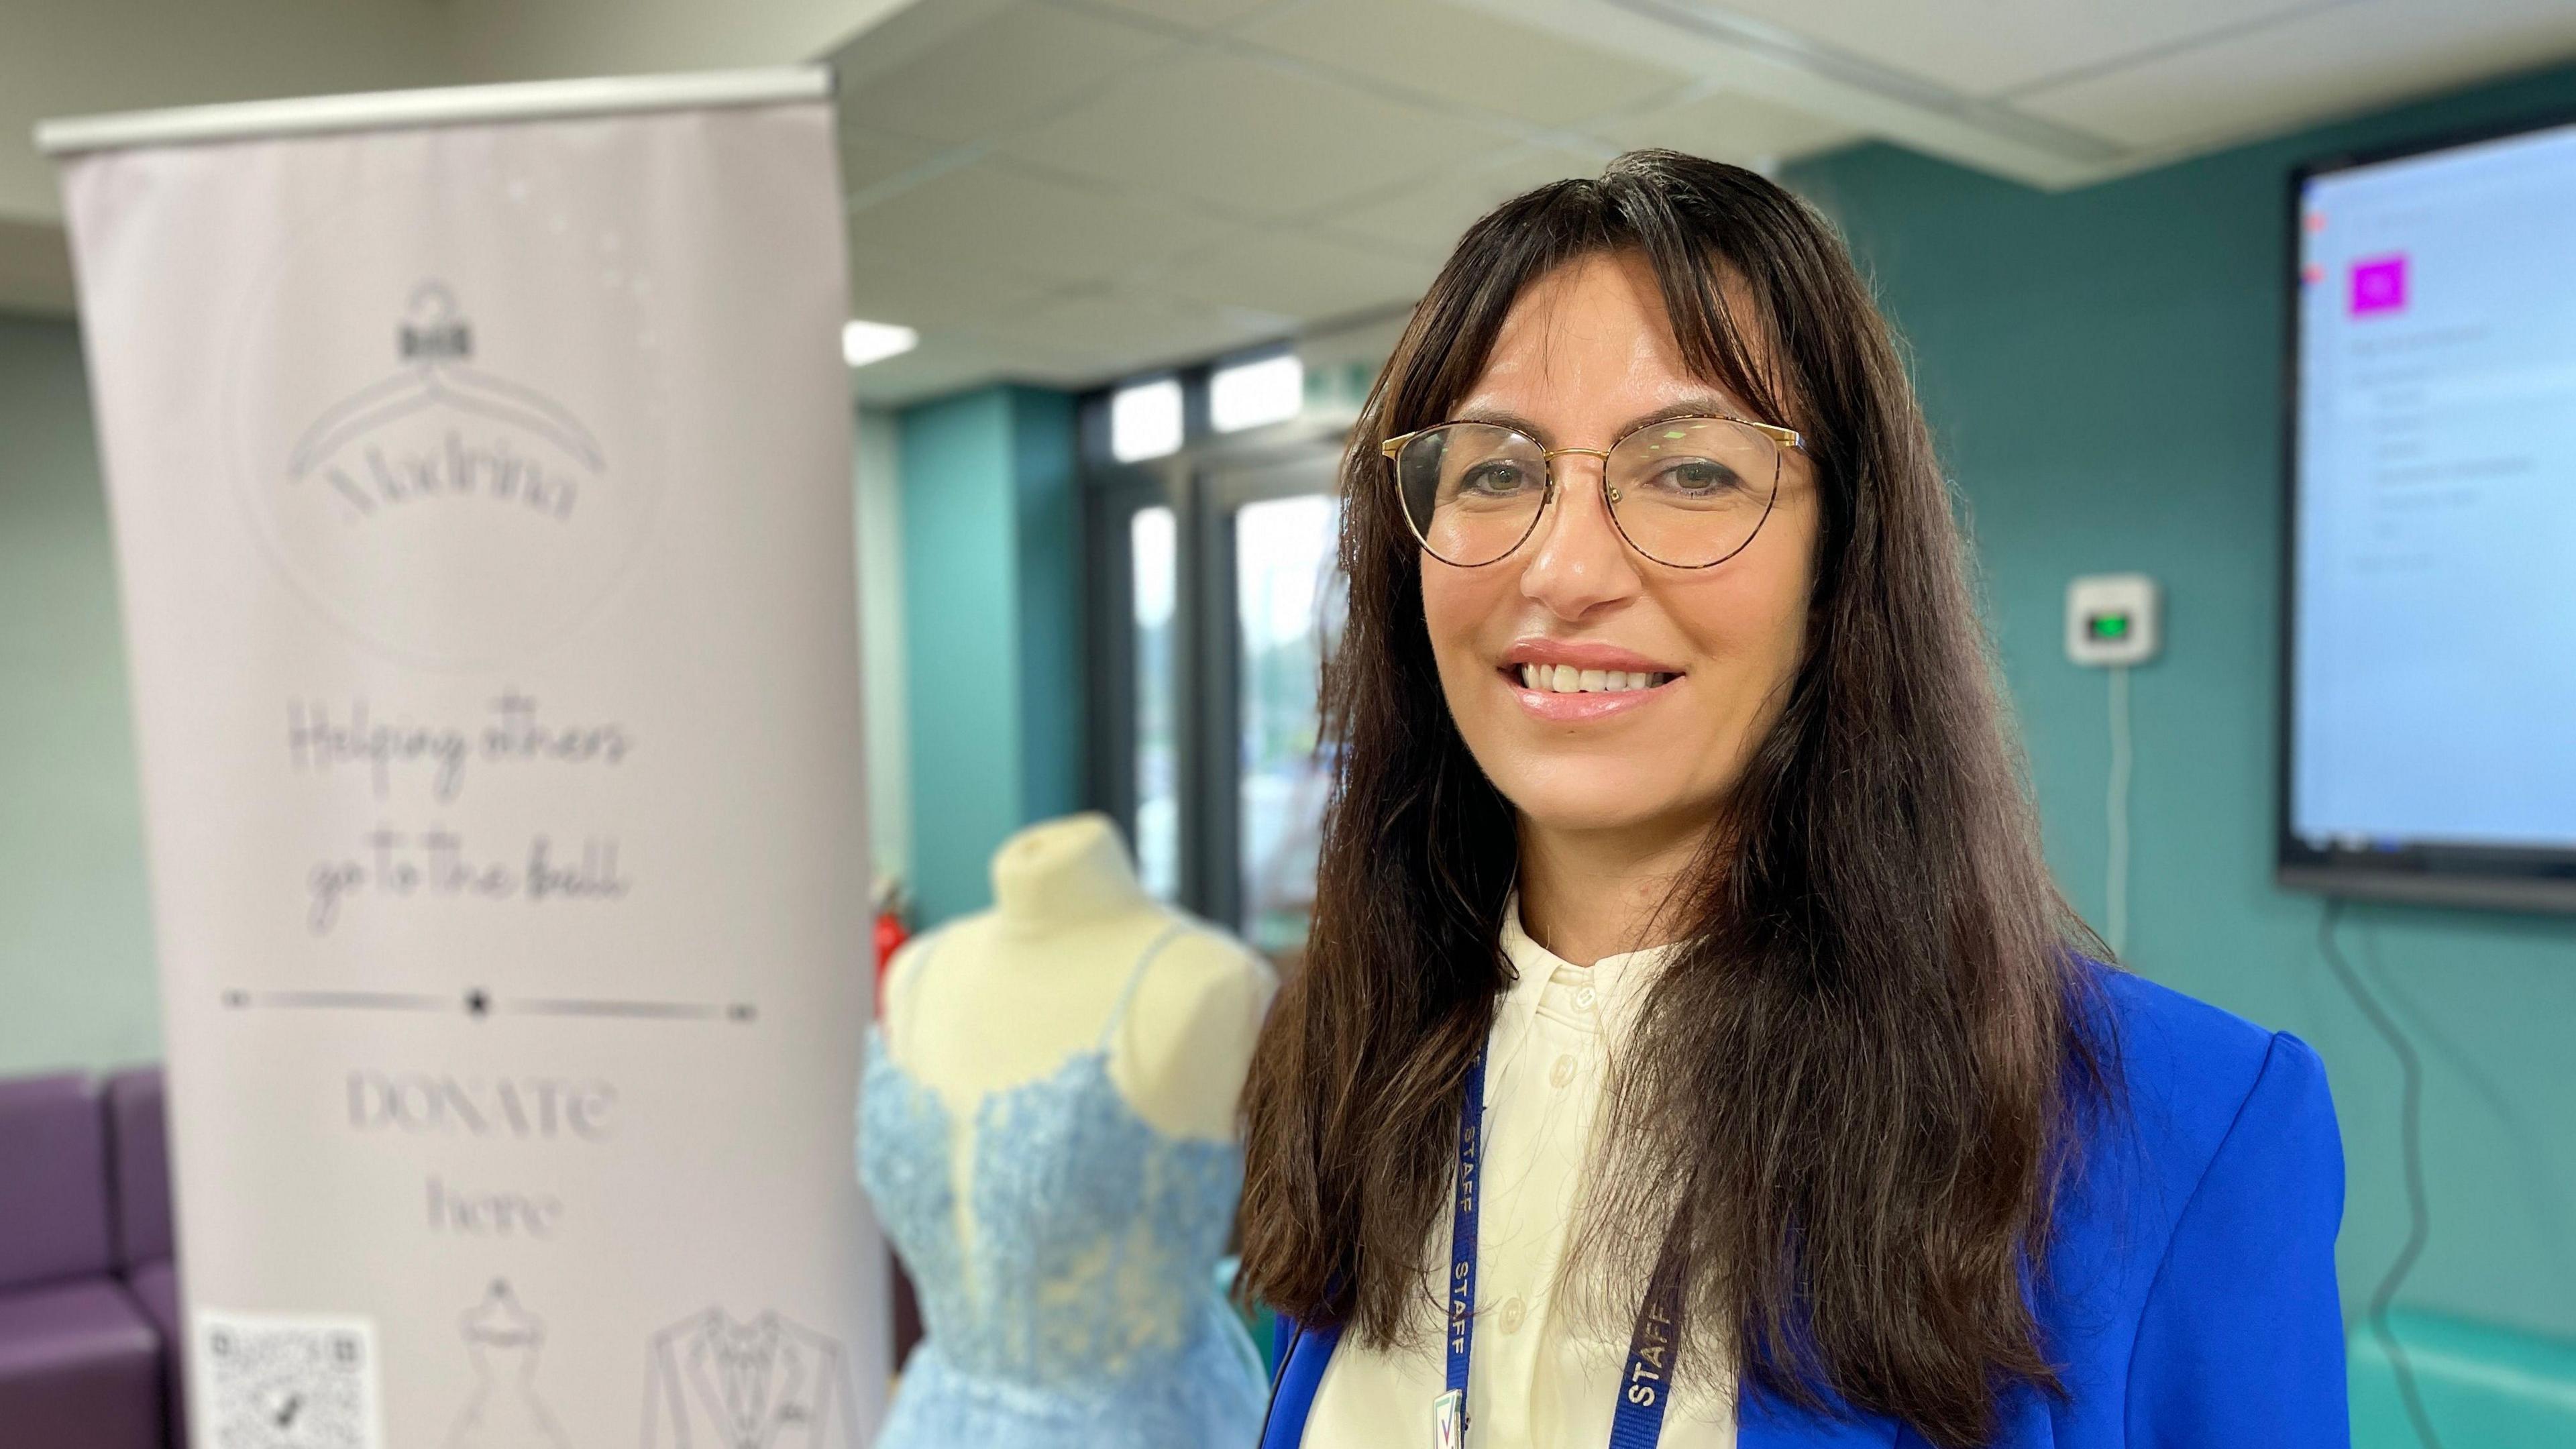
[1259,967,2348,1448]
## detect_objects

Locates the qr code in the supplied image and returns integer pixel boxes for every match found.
[197,1311,382,1449]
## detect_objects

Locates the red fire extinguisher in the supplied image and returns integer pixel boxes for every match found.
[872,876,910,1017]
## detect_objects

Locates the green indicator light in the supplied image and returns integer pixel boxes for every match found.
[2088,613,2130,640]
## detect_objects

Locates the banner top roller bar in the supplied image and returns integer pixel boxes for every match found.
[36,65,833,157]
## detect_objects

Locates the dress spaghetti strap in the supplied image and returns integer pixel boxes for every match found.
[1096,918,1193,1054]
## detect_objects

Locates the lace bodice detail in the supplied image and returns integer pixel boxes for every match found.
[855,922,1266,1448]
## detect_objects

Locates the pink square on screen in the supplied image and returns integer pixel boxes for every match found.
[2349,254,2407,315]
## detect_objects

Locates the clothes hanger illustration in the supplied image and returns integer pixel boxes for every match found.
[288,281,605,481]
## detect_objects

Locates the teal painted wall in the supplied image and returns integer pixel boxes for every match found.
[1010,388,1082,830]
[0,313,158,1075]
[1786,64,2576,1359]
[898,385,1080,925]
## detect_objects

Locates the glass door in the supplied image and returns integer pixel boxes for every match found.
[1088,442,1344,971]
[1087,465,1190,906]
[1206,457,1344,969]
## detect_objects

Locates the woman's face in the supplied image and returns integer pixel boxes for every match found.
[1419,250,1819,847]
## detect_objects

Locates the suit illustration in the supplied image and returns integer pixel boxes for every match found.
[641,1309,855,1449]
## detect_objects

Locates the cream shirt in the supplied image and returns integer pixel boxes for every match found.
[1302,902,1736,1448]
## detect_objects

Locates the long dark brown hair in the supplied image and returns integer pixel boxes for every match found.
[1237,150,2118,1447]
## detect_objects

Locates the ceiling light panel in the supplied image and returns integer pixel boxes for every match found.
[843,319,921,367]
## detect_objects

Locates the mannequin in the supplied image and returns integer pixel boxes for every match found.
[878,812,1275,1150]
[857,812,1278,1449]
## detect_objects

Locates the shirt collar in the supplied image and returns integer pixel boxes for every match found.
[1493,889,1688,1057]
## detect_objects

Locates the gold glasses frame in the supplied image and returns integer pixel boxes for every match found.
[1379,413,1808,569]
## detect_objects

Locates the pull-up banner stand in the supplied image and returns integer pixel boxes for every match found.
[42,68,885,1448]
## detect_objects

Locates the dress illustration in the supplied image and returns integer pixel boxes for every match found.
[857,922,1269,1449]
[449,1280,571,1449]
[641,1308,856,1449]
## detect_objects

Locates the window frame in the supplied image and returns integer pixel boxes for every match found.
[1079,358,1350,942]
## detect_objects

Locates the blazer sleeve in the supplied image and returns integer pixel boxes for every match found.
[2125,1031,2349,1448]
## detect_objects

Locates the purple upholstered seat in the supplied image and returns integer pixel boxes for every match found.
[124,1261,180,1346]
[0,1075,161,1449]
[0,1279,162,1446]
[105,1069,172,1269]
[107,1067,186,1446]
[0,1074,114,1289]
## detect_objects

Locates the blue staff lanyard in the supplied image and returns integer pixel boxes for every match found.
[1437,1049,1684,1449]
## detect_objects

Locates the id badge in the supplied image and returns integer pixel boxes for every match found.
[1434,1388,1467,1449]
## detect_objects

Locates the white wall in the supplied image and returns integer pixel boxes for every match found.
[857,405,911,893]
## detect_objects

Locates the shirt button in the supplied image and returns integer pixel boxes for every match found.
[1574,985,1598,1010]
[1497,1296,1525,1334]
[1549,1054,1576,1089]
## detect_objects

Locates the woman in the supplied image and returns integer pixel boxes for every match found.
[1240,151,2346,1448]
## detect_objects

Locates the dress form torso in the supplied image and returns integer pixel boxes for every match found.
[878,814,1275,1146]
[858,814,1277,1449]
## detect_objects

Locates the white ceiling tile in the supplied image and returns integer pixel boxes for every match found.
[836,126,940,195]
[1244,0,1696,129]
[1002,290,1291,375]
[1326,145,1606,254]
[1591,89,1862,167]
[824,0,1031,94]
[1161,227,1440,320]
[2012,0,2576,154]
[830,0,2576,404]
[1063,0,1278,33]
[839,2,1177,146]
[1614,0,2327,99]
[998,50,1514,220]
[1033,293,1289,361]
[849,160,1235,288]
[846,242,1056,333]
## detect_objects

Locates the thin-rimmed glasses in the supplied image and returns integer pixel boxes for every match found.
[1381,413,1805,568]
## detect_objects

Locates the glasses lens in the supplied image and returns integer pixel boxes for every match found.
[1394,423,1548,566]
[1603,417,1781,567]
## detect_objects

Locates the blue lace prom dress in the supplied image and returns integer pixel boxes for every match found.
[858,920,1267,1448]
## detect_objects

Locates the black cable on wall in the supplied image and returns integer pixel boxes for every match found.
[2318,896,2443,1449]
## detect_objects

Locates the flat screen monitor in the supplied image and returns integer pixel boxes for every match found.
[2282,111,2576,912]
